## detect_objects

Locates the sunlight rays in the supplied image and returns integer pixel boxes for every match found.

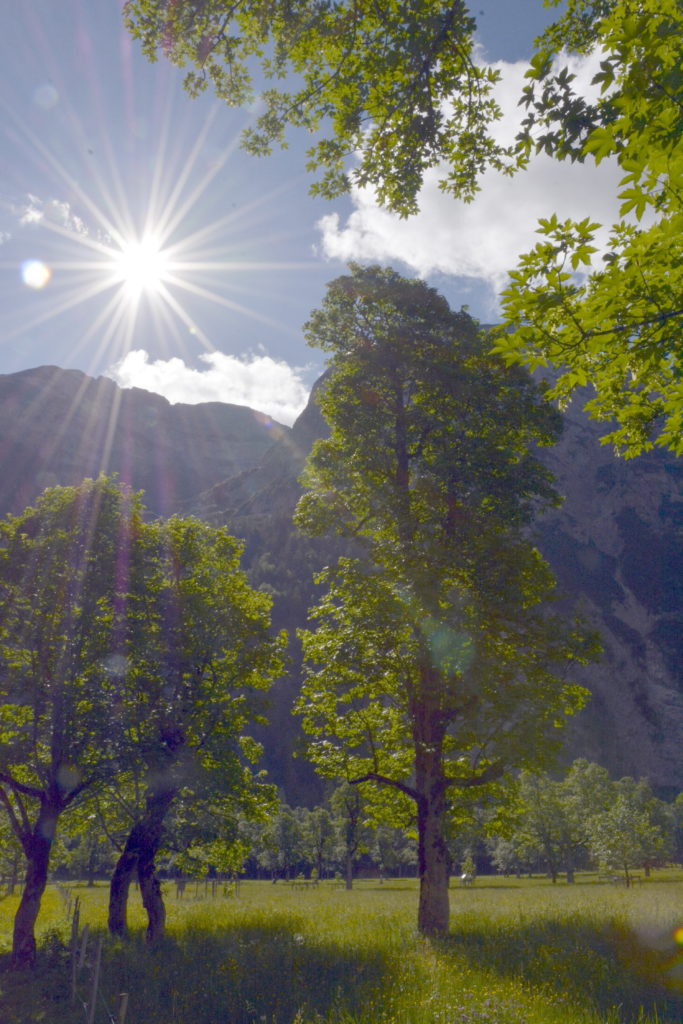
[0,68,317,377]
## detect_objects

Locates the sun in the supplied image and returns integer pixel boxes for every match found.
[110,233,170,297]
[5,93,307,370]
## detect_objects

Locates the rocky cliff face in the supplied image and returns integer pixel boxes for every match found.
[0,366,289,518]
[1,366,680,795]
[536,401,683,794]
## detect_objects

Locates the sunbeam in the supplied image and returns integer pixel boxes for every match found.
[0,61,318,376]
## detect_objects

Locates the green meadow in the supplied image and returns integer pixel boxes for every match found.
[1,873,681,1024]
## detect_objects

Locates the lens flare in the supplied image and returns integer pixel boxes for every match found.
[21,259,52,289]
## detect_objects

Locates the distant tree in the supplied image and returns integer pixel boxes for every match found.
[295,266,596,935]
[55,806,117,885]
[516,772,566,883]
[255,804,305,880]
[0,477,144,969]
[488,836,525,878]
[555,759,614,881]
[372,824,418,879]
[587,784,667,886]
[0,815,23,896]
[168,801,255,881]
[106,515,284,941]
[301,805,337,880]
[515,761,613,883]
[330,783,375,890]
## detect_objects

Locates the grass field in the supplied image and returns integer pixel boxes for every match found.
[1,873,681,1024]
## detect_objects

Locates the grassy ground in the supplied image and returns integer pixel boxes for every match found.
[0,872,681,1024]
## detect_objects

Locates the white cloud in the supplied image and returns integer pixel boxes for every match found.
[318,53,622,314]
[16,194,89,235]
[106,349,310,426]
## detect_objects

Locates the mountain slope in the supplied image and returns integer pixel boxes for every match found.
[0,365,680,796]
[0,366,289,518]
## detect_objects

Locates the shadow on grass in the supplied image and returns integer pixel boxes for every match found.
[2,917,393,1024]
[100,915,392,1024]
[439,915,683,1024]
[0,935,72,1024]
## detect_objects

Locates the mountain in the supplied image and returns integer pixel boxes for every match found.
[0,365,681,798]
[537,404,682,795]
[0,365,289,519]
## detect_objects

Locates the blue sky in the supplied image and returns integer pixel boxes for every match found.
[0,1,619,424]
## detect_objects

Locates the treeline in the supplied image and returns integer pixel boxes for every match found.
[5,760,680,899]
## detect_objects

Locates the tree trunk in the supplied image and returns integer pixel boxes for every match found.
[565,849,575,884]
[345,852,353,890]
[108,842,139,937]
[11,805,58,969]
[138,854,166,943]
[108,787,176,941]
[413,674,450,937]
[416,784,450,936]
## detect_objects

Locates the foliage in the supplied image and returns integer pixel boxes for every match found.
[495,0,683,455]
[515,760,614,882]
[0,477,141,815]
[330,782,375,888]
[107,513,284,813]
[673,793,683,865]
[294,265,595,933]
[0,477,148,965]
[124,1,683,453]
[122,0,513,216]
[0,477,284,960]
[586,777,671,882]
[505,761,676,884]
[253,803,306,879]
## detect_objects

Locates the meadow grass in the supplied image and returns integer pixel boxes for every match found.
[0,873,681,1024]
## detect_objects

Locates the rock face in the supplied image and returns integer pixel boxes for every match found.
[0,365,681,795]
[0,366,289,518]
[537,400,683,794]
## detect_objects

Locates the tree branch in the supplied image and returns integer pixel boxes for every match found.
[0,770,43,800]
[349,772,418,802]
[0,786,29,844]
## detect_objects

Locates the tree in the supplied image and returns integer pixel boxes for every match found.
[105,515,284,941]
[255,803,305,880]
[587,783,668,886]
[330,782,374,890]
[495,0,683,456]
[372,824,417,879]
[301,805,336,880]
[516,760,613,883]
[517,772,566,884]
[126,1,683,456]
[294,266,595,935]
[672,793,683,866]
[0,477,144,968]
[123,0,510,216]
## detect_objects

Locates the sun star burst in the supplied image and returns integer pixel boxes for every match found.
[110,234,170,296]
